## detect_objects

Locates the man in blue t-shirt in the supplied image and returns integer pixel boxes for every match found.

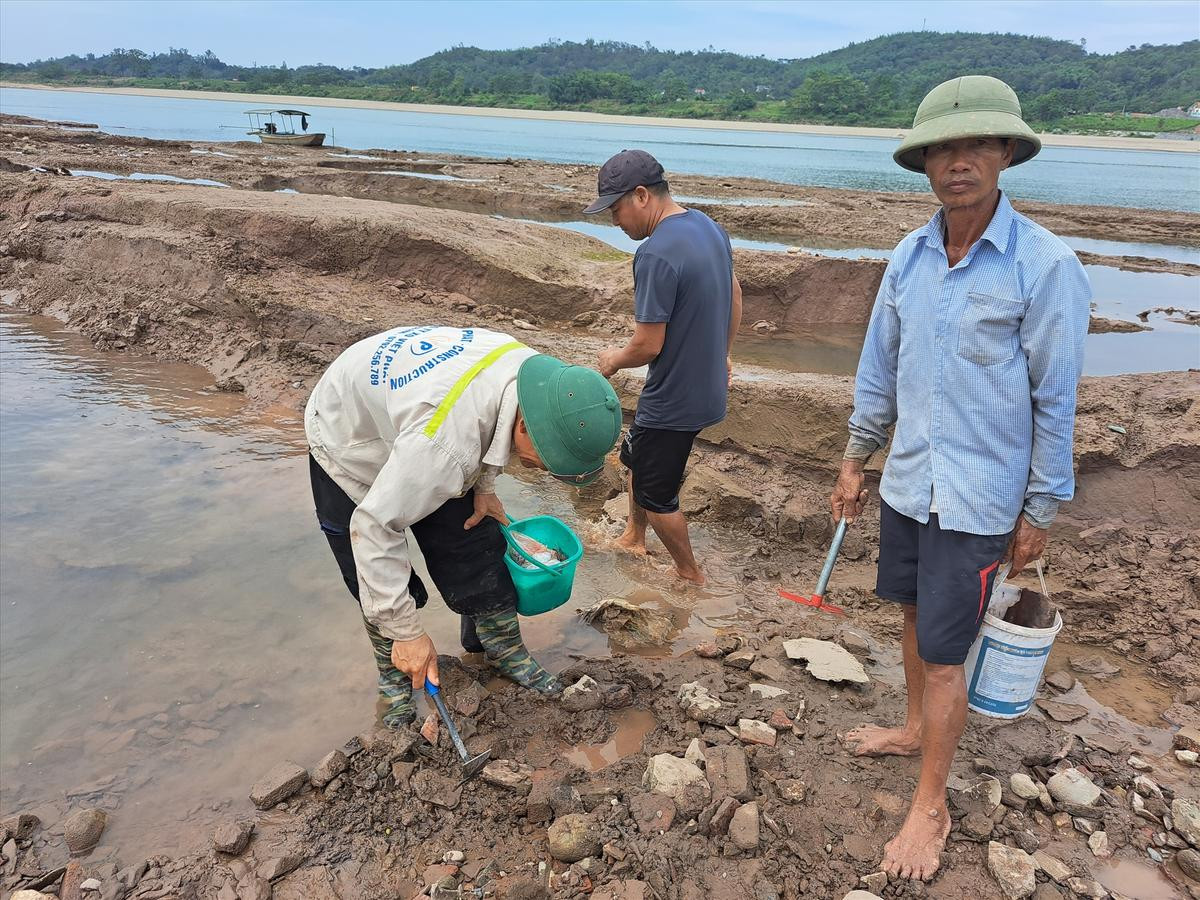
[588,149,743,585]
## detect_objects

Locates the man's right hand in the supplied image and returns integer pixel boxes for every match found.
[831,459,870,523]
[390,633,440,689]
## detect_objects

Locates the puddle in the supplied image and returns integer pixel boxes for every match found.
[562,708,657,771]
[733,328,864,376]
[0,309,750,858]
[69,169,229,187]
[1095,858,1183,900]
[1066,236,1200,266]
[366,170,484,182]
[510,218,792,254]
[327,152,385,160]
[274,188,299,194]
[189,149,236,159]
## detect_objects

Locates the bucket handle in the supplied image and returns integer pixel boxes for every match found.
[1034,559,1051,601]
[499,515,562,577]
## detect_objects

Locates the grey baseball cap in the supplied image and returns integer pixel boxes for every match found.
[583,149,666,215]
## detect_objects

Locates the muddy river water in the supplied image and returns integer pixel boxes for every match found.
[0,309,760,858]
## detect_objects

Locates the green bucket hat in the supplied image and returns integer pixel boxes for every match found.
[894,75,1041,174]
[516,354,622,486]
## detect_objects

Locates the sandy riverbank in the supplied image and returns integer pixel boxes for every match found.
[5,81,1199,154]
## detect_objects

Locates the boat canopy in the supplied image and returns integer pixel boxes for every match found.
[244,109,312,116]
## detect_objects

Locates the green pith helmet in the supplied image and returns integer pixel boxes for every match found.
[516,355,622,485]
[894,75,1041,174]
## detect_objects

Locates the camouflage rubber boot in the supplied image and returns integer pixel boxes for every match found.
[362,616,416,729]
[472,609,562,694]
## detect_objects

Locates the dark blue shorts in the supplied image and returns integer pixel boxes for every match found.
[618,423,699,514]
[876,500,1010,666]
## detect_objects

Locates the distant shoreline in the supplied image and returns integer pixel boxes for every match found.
[5,82,1199,154]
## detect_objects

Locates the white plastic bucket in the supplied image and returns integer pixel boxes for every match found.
[965,598,1063,719]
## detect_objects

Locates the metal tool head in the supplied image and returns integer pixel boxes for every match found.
[459,748,492,784]
[778,589,845,616]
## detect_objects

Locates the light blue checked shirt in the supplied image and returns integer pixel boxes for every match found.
[847,192,1091,536]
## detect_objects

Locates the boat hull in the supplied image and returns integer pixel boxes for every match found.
[256,132,326,147]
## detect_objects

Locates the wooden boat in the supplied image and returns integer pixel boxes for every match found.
[244,109,325,147]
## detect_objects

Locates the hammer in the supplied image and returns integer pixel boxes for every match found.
[424,678,491,783]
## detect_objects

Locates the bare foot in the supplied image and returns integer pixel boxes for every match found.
[842,724,922,757]
[614,530,651,557]
[675,566,706,586]
[881,802,950,881]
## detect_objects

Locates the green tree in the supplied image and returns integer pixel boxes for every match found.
[788,70,869,120]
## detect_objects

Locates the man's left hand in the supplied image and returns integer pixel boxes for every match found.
[597,348,621,379]
[1005,517,1048,574]
[465,491,507,529]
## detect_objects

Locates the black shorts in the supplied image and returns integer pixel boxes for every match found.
[308,454,517,618]
[876,500,1011,666]
[618,423,699,514]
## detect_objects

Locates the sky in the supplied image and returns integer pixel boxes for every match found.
[1,0,1197,68]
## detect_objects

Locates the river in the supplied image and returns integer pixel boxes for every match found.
[2,86,1198,212]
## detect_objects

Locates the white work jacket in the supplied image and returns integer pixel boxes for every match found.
[305,326,535,642]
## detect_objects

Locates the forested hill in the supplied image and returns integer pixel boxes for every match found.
[3,31,1197,131]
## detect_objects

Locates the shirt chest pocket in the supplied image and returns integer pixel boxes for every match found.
[957,292,1024,366]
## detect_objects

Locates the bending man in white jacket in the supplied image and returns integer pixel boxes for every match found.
[306,325,622,728]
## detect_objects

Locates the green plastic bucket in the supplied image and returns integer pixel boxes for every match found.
[500,515,583,616]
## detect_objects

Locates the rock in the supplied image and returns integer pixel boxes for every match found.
[443,850,465,864]
[715,634,741,654]
[987,842,1036,899]
[701,796,739,836]
[1133,774,1163,798]
[562,676,604,712]
[420,713,439,745]
[481,759,533,794]
[1173,798,1199,846]
[767,709,792,730]
[81,881,102,893]
[258,853,304,880]
[1069,654,1120,677]
[860,872,887,894]
[729,802,760,851]
[723,649,756,670]
[642,754,709,814]
[738,718,777,746]
[547,814,601,863]
[1128,755,1153,771]
[412,770,462,809]
[1087,831,1110,858]
[1010,774,1041,801]
[748,683,789,700]
[310,750,348,788]
[962,812,994,839]
[959,775,1003,814]
[629,793,675,834]
[694,642,723,659]
[391,760,415,786]
[12,893,56,900]
[250,761,308,810]
[1,814,39,841]
[778,779,807,803]
[684,738,705,767]
[1035,699,1088,723]
[1177,750,1199,767]
[843,894,883,900]
[236,875,272,900]
[1044,671,1075,692]
[212,819,253,854]
[1174,727,1200,754]
[677,682,724,722]
[748,657,789,683]
[703,745,753,803]
[782,638,869,684]
[974,757,999,775]
[1046,768,1100,807]
[1073,817,1097,835]
[1065,878,1106,899]
[1176,848,1200,882]
[839,631,871,655]
[64,808,107,854]
[1032,850,1072,884]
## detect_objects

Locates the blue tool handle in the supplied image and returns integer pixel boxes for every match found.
[424,678,470,762]
[814,518,848,597]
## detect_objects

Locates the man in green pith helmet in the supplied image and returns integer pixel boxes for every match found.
[831,77,1090,881]
[305,325,622,729]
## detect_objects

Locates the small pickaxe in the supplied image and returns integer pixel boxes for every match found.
[778,517,848,616]
[423,678,491,783]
